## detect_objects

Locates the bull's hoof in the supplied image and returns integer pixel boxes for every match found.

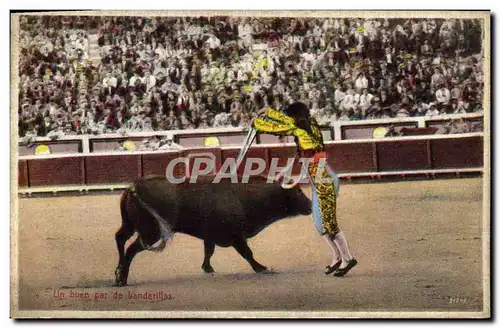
[253,265,268,273]
[114,265,127,286]
[113,280,127,287]
[202,264,215,273]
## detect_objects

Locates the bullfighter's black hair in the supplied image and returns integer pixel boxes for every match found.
[285,101,313,136]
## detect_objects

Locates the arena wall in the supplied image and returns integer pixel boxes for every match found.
[17,133,484,191]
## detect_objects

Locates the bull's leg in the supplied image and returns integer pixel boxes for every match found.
[232,239,267,273]
[115,223,135,268]
[202,240,215,273]
[114,239,145,287]
[115,190,136,283]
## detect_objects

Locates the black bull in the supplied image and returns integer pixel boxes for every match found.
[114,175,313,286]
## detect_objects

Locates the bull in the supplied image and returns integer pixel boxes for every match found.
[114,175,312,286]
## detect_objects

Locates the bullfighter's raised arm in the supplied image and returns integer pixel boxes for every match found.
[252,107,296,136]
[264,108,295,125]
[252,118,295,136]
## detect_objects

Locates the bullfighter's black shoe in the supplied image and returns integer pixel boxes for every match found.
[333,258,358,277]
[324,260,342,275]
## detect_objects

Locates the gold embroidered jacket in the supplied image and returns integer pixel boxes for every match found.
[252,109,324,151]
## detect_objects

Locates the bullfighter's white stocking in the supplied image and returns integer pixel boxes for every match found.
[323,235,340,266]
[333,231,354,268]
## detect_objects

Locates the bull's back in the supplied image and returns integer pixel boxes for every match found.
[133,176,245,242]
[132,175,289,244]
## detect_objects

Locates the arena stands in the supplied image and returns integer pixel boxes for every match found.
[17,15,484,138]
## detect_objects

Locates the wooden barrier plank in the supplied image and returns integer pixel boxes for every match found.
[325,143,375,173]
[185,148,222,176]
[431,136,483,169]
[81,156,86,184]
[142,152,185,179]
[377,140,429,171]
[220,148,270,176]
[18,160,29,187]
[85,155,140,184]
[28,157,84,186]
[372,143,378,172]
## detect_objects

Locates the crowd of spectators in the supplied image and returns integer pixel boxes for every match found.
[18,15,484,138]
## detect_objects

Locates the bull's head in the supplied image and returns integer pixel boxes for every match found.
[272,171,311,216]
[284,185,312,216]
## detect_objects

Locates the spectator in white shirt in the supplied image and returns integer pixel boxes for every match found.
[334,86,346,107]
[341,89,357,110]
[436,86,451,105]
[358,89,374,109]
[100,39,113,57]
[431,68,443,88]
[238,19,253,49]
[425,104,440,116]
[158,134,183,150]
[47,125,65,140]
[354,73,368,92]
[207,34,221,49]
[308,87,321,102]
[226,69,236,84]
[129,73,142,87]
[339,107,351,121]
[143,71,156,92]
[323,18,334,31]
[324,105,340,126]
[237,68,248,82]
[139,138,153,151]
[240,55,254,72]
[421,40,433,56]
[213,112,230,128]
[384,47,393,64]
[155,43,167,61]
[102,73,117,93]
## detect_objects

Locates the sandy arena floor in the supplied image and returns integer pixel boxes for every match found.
[15,178,485,315]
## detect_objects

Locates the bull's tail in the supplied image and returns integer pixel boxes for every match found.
[127,184,174,252]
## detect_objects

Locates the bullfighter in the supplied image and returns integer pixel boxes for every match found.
[252,102,358,277]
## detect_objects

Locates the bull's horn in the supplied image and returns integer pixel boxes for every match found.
[275,172,302,189]
[281,180,299,189]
